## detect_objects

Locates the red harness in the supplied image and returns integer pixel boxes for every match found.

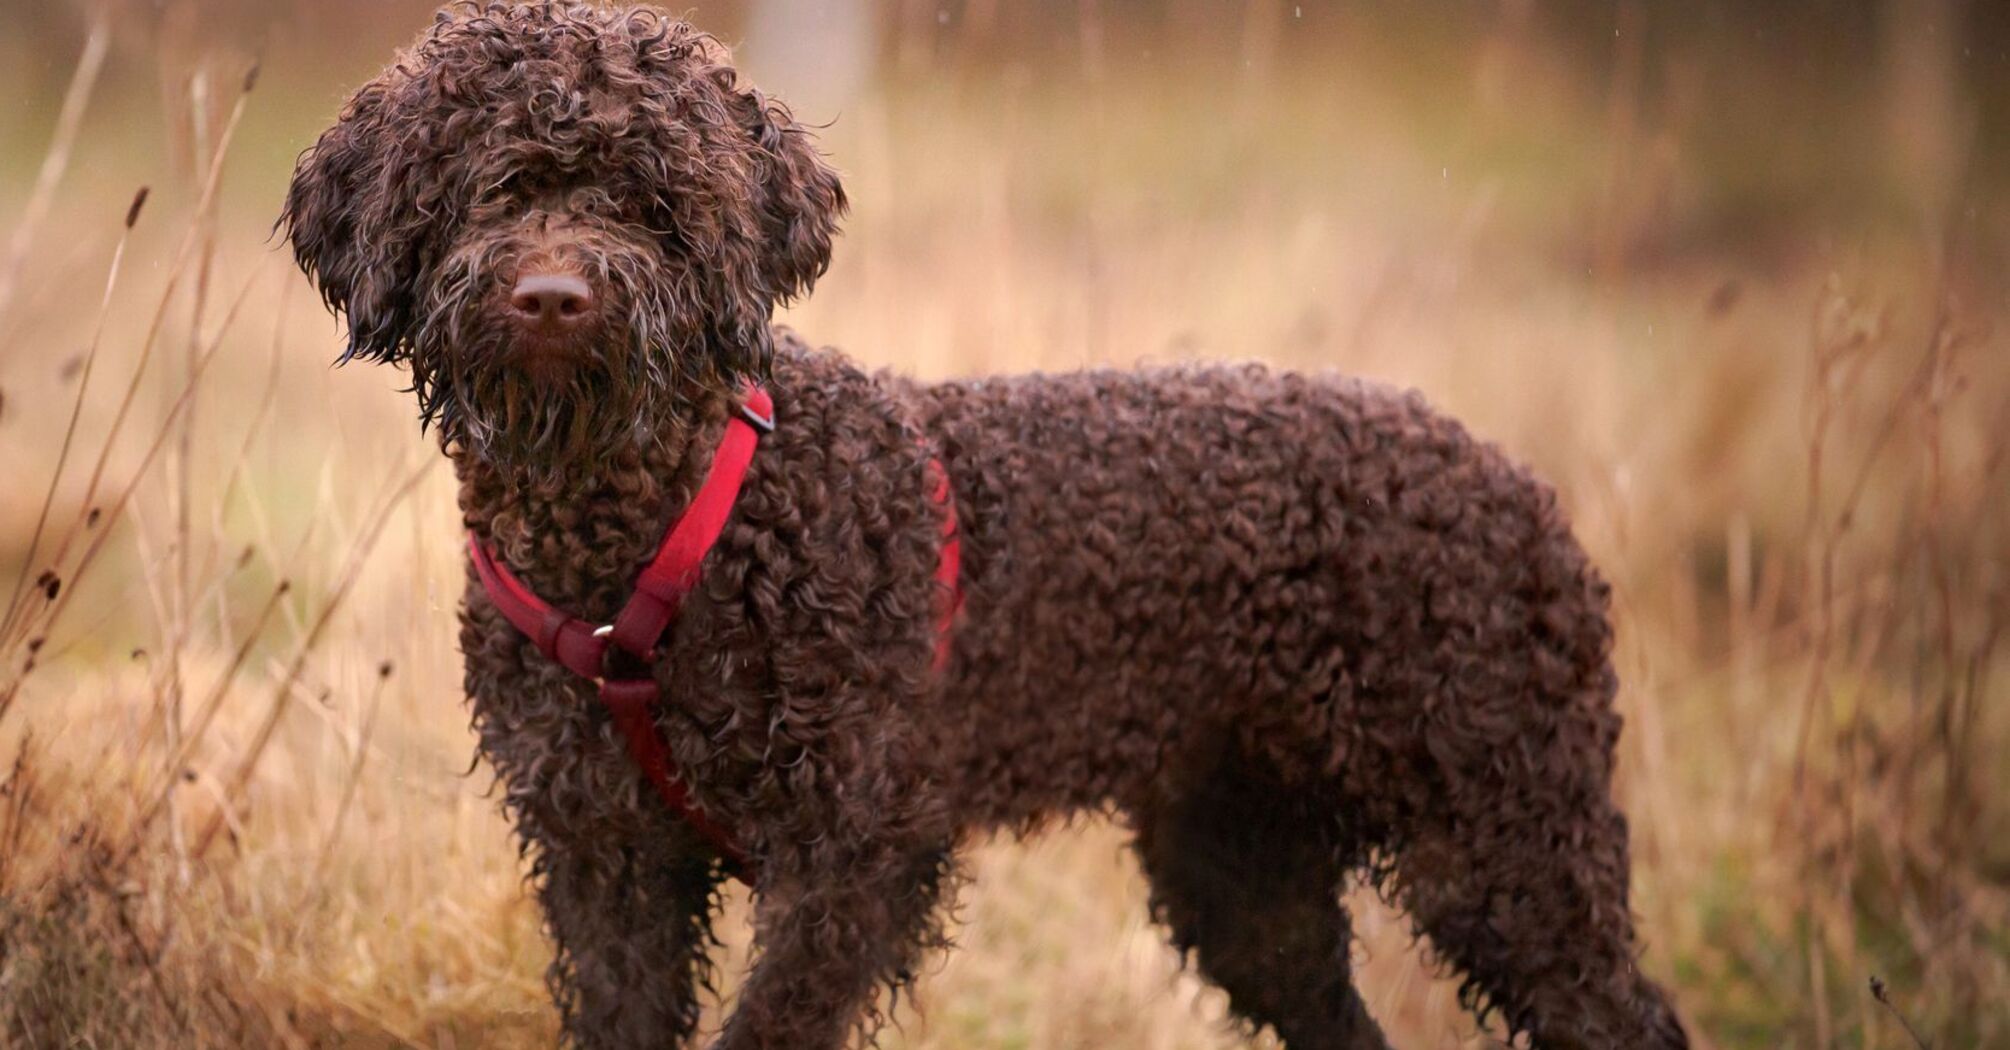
[468,386,962,881]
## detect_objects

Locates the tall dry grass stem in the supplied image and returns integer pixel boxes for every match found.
[17,270,260,655]
[190,459,433,862]
[309,660,394,885]
[25,64,257,623]
[0,186,148,652]
[0,15,110,326]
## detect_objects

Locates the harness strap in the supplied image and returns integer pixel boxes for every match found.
[929,459,963,671]
[607,389,774,660]
[467,385,961,883]
[468,543,609,681]
[597,678,745,861]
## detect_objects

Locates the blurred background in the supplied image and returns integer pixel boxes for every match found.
[0,1,2004,1047]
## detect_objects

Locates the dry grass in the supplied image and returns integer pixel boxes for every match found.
[1,6,2005,1048]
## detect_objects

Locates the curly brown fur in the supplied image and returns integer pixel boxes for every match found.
[283,4,1690,1049]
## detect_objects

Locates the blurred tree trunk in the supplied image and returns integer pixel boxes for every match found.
[1881,0,1971,233]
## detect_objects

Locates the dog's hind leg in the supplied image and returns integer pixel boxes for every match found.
[1129,758,1391,1050]
[1380,660,1689,1050]
[534,827,724,1049]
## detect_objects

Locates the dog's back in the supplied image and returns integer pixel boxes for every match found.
[910,359,1605,822]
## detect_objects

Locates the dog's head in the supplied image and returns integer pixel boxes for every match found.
[282,2,843,470]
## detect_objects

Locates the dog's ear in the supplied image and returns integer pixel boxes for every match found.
[691,84,846,382]
[736,89,847,303]
[280,79,429,364]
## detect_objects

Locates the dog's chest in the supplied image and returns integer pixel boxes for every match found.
[452,437,741,824]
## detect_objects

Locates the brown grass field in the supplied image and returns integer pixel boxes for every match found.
[0,3,2005,1047]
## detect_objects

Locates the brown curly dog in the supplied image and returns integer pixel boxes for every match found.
[281,4,1689,1048]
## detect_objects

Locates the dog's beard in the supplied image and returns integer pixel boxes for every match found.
[432,331,653,481]
[409,250,692,486]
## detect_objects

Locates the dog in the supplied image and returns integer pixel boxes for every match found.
[282,4,1689,1048]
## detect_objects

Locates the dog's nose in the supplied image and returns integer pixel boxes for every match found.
[509,273,595,330]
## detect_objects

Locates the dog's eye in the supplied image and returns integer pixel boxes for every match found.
[638,194,677,230]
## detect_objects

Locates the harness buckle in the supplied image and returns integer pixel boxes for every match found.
[594,624,661,685]
[738,400,775,433]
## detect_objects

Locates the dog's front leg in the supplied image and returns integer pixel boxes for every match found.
[533,825,724,1049]
[711,839,952,1050]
